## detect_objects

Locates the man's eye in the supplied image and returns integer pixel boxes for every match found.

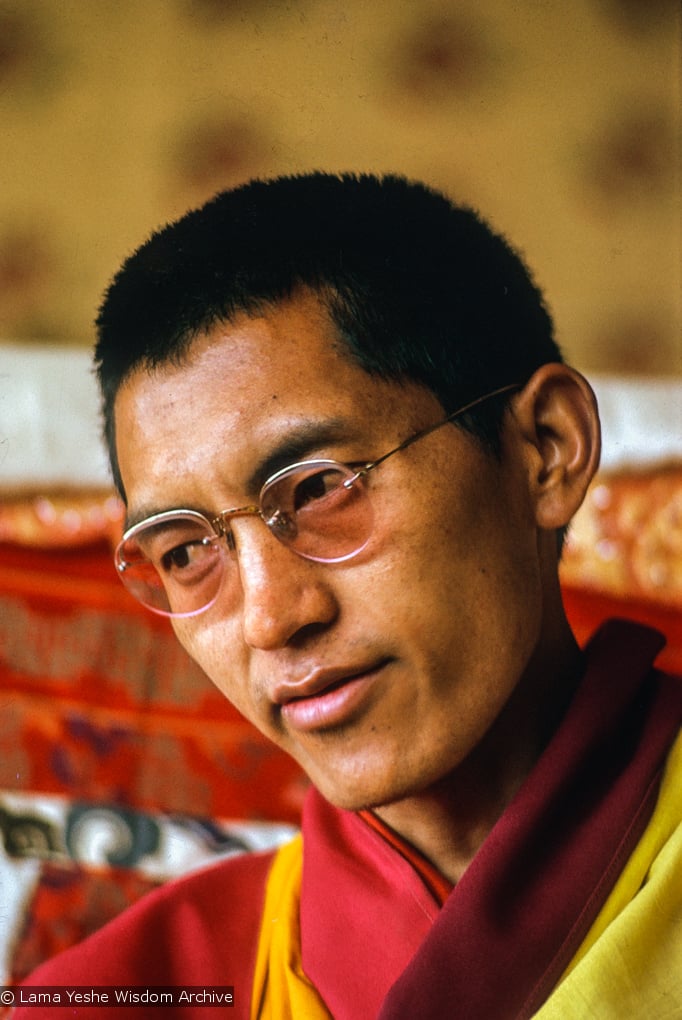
[160,540,207,573]
[292,469,343,510]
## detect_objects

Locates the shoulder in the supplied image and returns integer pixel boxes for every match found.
[534,736,682,1019]
[16,848,276,987]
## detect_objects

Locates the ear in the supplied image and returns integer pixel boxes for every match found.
[511,364,601,531]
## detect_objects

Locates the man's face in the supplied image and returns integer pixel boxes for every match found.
[114,291,546,811]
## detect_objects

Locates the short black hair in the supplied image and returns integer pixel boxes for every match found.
[95,171,562,493]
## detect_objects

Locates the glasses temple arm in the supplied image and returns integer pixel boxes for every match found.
[357,382,521,476]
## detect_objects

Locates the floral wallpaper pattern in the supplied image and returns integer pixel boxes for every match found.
[0,0,680,374]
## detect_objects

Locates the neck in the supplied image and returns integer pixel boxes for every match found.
[373,617,584,886]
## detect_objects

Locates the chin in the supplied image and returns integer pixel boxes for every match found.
[296,736,446,812]
[310,767,419,813]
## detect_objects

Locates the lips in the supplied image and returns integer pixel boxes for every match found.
[273,661,389,732]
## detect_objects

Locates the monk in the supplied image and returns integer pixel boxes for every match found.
[13,172,681,1018]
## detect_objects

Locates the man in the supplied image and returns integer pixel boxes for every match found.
[13,173,681,1018]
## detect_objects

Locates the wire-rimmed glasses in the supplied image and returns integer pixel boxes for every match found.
[114,383,519,617]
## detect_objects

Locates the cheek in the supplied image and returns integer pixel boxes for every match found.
[370,465,541,657]
[172,617,255,715]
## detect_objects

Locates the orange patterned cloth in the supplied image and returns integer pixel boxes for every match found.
[0,532,306,823]
[561,465,682,610]
[0,490,124,549]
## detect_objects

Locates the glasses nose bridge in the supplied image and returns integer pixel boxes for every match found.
[212,503,263,546]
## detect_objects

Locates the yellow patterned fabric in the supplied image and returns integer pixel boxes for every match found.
[534,731,682,1019]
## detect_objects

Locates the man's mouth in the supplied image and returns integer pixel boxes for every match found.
[273,661,389,733]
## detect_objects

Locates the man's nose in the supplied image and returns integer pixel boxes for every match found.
[228,518,339,650]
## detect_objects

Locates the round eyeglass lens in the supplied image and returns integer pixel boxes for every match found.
[115,510,225,617]
[261,460,372,562]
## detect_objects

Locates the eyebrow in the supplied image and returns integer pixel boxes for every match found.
[245,417,357,493]
[124,416,360,532]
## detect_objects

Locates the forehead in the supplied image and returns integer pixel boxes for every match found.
[113,292,443,510]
